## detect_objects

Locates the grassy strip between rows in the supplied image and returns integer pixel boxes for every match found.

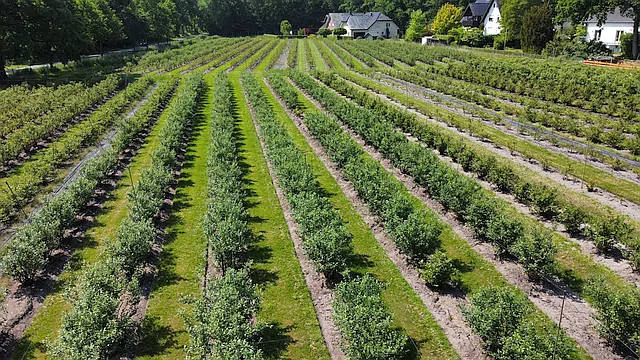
[230,71,330,359]
[308,40,327,70]
[284,70,590,359]
[134,74,213,359]
[296,39,307,71]
[257,71,458,359]
[12,80,175,360]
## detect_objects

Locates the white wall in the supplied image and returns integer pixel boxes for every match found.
[483,2,502,35]
[367,21,399,38]
[585,21,633,51]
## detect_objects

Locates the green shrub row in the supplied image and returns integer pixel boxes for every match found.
[241,72,352,275]
[330,70,640,269]
[0,78,178,283]
[287,40,297,69]
[323,40,356,68]
[0,76,154,224]
[0,75,121,164]
[304,39,314,70]
[50,72,202,359]
[294,70,556,278]
[271,70,576,357]
[332,275,408,359]
[335,41,377,67]
[347,40,395,67]
[184,72,263,358]
[266,70,411,356]
[204,73,252,274]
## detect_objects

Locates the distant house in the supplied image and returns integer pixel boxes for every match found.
[320,12,399,38]
[584,8,634,52]
[461,0,502,36]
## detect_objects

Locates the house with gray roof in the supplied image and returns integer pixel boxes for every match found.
[320,12,399,38]
[584,8,635,52]
[461,0,502,35]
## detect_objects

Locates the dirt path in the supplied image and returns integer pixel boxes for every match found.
[242,86,345,360]
[293,77,622,360]
[267,78,488,359]
[273,41,290,70]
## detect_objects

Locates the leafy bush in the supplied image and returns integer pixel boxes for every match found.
[586,277,640,354]
[183,268,263,359]
[420,250,459,288]
[557,205,586,235]
[584,214,633,253]
[333,275,408,359]
[511,227,556,278]
[318,28,332,37]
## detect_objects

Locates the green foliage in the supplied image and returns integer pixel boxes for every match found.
[333,275,408,359]
[465,286,575,359]
[448,27,493,47]
[280,19,292,36]
[586,277,640,354]
[430,4,462,35]
[333,27,347,37]
[584,214,633,253]
[318,28,332,37]
[419,250,459,288]
[511,227,556,278]
[242,72,353,275]
[500,0,539,41]
[520,3,554,54]
[405,9,427,42]
[183,268,263,359]
[620,32,633,58]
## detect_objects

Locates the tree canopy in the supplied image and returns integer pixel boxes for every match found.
[431,3,462,35]
[405,9,427,41]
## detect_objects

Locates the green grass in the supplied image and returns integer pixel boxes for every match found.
[308,40,327,70]
[257,72,458,359]
[296,39,307,71]
[288,76,591,360]
[230,71,330,359]
[12,89,172,360]
[134,74,213,359]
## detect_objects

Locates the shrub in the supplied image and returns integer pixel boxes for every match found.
[333,27,347,37]
[333,275,408,359]
[486,213,524,256]
[557,205,586,235]
[391,210,442,260]
[420,250,459,288]
[511,227,556,278]
[318,28,332,37]
[584,214,633,253]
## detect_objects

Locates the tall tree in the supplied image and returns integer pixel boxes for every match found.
[556,0,640,58]
[76,0,124,54]
[500,0,541,41]
[521,1,554,53]
[405,9,427,41]
[431,3,462,35]
[0,0,25,80]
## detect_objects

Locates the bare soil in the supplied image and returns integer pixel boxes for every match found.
[268,78,488,359]
[242,86,345,360]
[295,77,622,360]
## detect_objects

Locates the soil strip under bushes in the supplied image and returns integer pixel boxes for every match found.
[294,77,622,360]
[242,85,345,360]
[266,78,488,359]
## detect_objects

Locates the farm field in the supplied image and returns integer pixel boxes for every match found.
[0,36,640,360]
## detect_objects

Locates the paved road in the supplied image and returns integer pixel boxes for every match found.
[6,34,207,75]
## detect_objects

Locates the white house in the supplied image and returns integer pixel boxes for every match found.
[320,12,399,39]
[482,0,502,35]
[584,8,634,52]
[460,0,502,36]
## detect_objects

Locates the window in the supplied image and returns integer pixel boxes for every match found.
[488,17,494,22]
[615,30,624,42]
[595,29,602,41]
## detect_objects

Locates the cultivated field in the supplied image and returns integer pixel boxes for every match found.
[1,36,640,360]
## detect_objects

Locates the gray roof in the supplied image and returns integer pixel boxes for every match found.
[585,8,634,24]
[465,2,490,17]
[321,12,395,30]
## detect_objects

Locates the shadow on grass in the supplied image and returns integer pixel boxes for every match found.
[136,315,180,357]
[257,322,294,359]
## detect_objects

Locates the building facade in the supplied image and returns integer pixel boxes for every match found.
[584,8,634,52]
[320,12,399,38]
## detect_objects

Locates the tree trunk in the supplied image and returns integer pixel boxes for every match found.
[0,51,7,81]
[634,14,639,59]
